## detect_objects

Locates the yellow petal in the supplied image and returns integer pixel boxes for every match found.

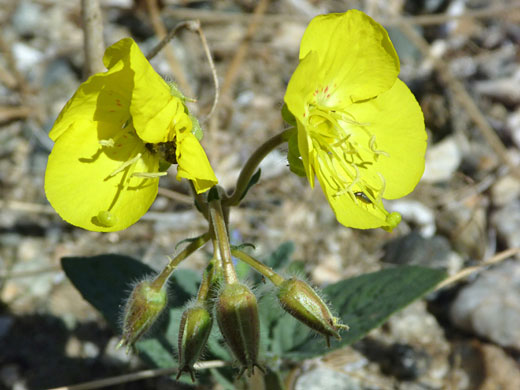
[299,10,399,104]
[284,50,321,121]
[175,132,217,193]
[296,123,316,187]
[49,58,132,141]
[45,120,159,232]
[284,51,320,186]
[346,79,427,199]
[317,166,393,230]
[106,38,194,144]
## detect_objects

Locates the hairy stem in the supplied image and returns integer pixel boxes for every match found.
[152,233,210,290]
[231,249,285,286]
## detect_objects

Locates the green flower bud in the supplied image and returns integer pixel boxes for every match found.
[277,278,348,347]
[117,280,167,352]
[176,305,213,382]
[216,283,263,377]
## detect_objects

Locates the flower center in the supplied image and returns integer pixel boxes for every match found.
[305,98,389,209]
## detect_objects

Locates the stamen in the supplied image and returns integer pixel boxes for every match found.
[334,164,360,198]
[316,152,342,192]
[333,135,351,148]
[369,135,390,160]
[109,153,142,177]
[375,173,386,203]
[132,172,167,178]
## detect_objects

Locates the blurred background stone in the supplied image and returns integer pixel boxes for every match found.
[450,260,520,349]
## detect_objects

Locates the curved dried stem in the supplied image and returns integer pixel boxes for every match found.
[44,360,226,390]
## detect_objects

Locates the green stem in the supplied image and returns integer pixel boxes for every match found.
[196,266,211,302]
[209,199,238,284]
[231,249,285,286]
[190,181,209,219]
[151,232,210,290]
[223,128,293,207]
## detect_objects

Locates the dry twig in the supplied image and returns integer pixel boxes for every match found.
[145,0,194,97]
[219,0,270,102]
[435,247,520,290]
[157,186,193,204]
[81,0,105,76]
[44,360,226,390]
[0,106,32,122]
[397,19,520,178]
[164,2,520,26]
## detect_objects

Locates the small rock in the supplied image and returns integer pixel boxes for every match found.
[479,343,520,390]
[491,175,520,207]
[12,42,44,73]
[295,366,362,390]
[437,198,488,260]
[477,43,517,79]
[451,341,520,390]
[0,365,24,389]
[507,108,520,148]
[381,343,430,380]
[383,231,463,275]
[475,74,520,104]
[450,56,477,78]
[422,137,461,183]
[102,337,134,365]
[389,200,436,237]
[491,200,520,249]
[83,341,100,359]
[65,336,82,358]
[272,22,306,51]
[450,260,520,349]
[12,0,42,37]
[358,301,450,389]
[0,315,14,340]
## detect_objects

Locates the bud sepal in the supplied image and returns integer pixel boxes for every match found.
[277,278,348,347]
[117,279,168,352]
[177,304,213,382]
[216,283,263,377]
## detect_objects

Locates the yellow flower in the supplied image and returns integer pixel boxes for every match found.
[45,38,217,232]
[284,10,427,230]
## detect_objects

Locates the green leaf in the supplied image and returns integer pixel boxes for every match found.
[61,254,200,370]
[281,103,296,126]
[269,265,447,360]
[263,241,294,269]
[287,130,306,177]
[239,168,261,201]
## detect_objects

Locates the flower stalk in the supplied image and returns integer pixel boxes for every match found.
[231,249,285,287]
[208,196,237,284]
[223,128,293,207]
[151,232,210,291]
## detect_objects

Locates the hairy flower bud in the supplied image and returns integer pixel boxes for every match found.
[216,283,263,377]
[277,278,348,347]
[176,305,213,382]
[117,280,167,352]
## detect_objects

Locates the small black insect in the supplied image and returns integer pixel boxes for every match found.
[354,192,372,204]
[146,141,177,164]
